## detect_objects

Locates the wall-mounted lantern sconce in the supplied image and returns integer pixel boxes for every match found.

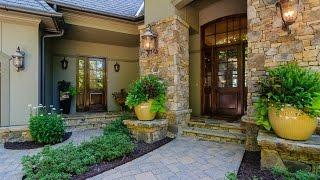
[114,62,120,72]
[10,46,25,72]
[60,57,68,70]
[141,24,157,55]
[276,0,299,31]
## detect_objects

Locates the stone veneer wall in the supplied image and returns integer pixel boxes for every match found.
[139,16,191,135]
[246,0,320,150]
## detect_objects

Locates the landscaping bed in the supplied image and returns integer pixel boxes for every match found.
[237,151,320,180]
[4,132,72,150]
[237,151,277,180]
[21,116,172,180]
[72,137,172,180]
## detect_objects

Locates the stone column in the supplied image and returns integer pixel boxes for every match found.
[139,16,191,136]
[246,0,320,150]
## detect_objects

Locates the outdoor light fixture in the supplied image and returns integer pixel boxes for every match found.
[114,62,120,72]
[10,46,25,72]
[60,57,68,70]
[276,0,299,30]
[141,24,157,55]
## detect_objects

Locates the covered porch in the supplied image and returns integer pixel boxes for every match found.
[43,10,141,114]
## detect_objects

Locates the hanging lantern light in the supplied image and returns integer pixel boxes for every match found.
[276,0,299,29]
[60,57,69,70]
[10,46,25,72]
[114,62,120,72]
[141,24,157,55]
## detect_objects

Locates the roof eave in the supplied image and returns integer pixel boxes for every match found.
[0,4,62,18]
[47,1,143,22]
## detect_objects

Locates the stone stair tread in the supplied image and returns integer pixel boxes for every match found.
[182,126,246,140]
[188,120,245,130]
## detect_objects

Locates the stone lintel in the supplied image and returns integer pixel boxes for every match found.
[138,15,189,30]
[124,119,168,144]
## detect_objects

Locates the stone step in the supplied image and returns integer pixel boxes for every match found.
[182,126,246,145]
[188,120,246,134]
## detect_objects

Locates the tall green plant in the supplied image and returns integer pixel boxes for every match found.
[28,105,65,144]
[255,63,320,130]
[126,75,167,113]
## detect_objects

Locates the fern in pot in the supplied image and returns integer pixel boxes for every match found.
[255,63,320,140]
[126,75,166,121]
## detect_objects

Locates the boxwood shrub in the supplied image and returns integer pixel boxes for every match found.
[29,105,65,144]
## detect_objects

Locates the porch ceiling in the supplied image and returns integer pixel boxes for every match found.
[63,24,139,47]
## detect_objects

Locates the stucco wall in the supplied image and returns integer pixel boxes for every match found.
[189,0,247,116]
[49,39,139,112]
[0,18,40,126]
[144,0,199,32]
[199,0,247,26]
[189,34,201,116]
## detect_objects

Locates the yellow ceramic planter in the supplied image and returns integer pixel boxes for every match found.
[134,100,156,121]
[268,106,317,141]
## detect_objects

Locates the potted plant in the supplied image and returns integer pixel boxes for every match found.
[255,64,320,140]
[112,89,128,111]
[126,75,166,121]
[58,81,77,114]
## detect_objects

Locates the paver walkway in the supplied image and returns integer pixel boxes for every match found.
[90,137,245,180]
[0,129,103,180]
[0,131,244,180]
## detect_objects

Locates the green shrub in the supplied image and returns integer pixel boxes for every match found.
[255,64,320,130]
[29,105,65,144]
[103,114,131,135]
[126,75,167,113]
[22,132,135,180]
[225,172,238,180]
[272,166,320,180]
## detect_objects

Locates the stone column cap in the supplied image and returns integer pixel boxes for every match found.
[138,15,189,30]
[123,119,168,128]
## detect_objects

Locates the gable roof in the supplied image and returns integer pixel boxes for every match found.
[0,0,61,17]
[46,0,144,21]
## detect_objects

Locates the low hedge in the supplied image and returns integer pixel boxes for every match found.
[22,117,135,180]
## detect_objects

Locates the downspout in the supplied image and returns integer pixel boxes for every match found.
[41,29,64,105]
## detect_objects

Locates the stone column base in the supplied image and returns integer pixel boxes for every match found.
[124,119,168,144]
[166,109,191,137]
[242,115,261,151]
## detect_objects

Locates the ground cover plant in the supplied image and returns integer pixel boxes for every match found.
[254,63,320,130]
[22,116,135,180]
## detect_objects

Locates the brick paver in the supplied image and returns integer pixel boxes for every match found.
[0,132,244,180]
[90,137,245,180]
[0,129,103,180]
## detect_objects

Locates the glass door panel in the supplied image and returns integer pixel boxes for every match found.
[217,48,238,88]
[76,57,107,112]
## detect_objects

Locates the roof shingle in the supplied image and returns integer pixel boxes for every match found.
[0,0,61,16]
[46,0,144,19]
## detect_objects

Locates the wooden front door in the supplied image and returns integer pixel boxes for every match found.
[77,57,107,112]
[201,14,247,119]
[213,45,244,117]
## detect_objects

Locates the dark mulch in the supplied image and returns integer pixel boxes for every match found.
[4,132,72,150]
[237,151,281,180]
[72,137,173,180]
